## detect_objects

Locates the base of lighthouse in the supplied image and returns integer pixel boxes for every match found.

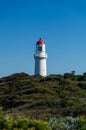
[35,57,47,77]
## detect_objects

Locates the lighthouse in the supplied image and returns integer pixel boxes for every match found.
[34,38,47,77]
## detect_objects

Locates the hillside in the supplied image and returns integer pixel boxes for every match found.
[0,72,86,120]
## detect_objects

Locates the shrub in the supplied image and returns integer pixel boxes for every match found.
[14,116,29,130]
[77,116,86,130]
[28,120,51,130]
[0,115,51,130]
[49,116,78,130]
[0,115,14,130]
[0,107,3,115]
[78,82,86,89]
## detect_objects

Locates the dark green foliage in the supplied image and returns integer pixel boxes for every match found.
[64,73,74,79]
[77,116,86,130]
[78,81,86,89]
[83,72,86,81]
[0,72,86,120]
[64,72,78,81]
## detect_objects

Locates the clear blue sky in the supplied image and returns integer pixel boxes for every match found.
[0,0,86,77]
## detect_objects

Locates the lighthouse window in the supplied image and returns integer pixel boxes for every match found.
[38,46,42,51]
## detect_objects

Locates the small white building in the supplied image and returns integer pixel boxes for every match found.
[34,38,47,77]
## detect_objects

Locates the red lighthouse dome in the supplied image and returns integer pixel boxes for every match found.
[36,38,45,44]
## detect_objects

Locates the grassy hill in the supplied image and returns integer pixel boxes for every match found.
[0,72,86,120]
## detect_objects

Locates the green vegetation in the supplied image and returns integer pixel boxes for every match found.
[0,71,86,130]
[0,72,86,119]
[0,115,86,130]
[49,116,86,130]
[0,115,51,130]
[0,72,86,129]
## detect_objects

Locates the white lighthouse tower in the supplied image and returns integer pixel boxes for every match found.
[34,38,47,77]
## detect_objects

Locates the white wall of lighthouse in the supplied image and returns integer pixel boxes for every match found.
[34,38,47,77]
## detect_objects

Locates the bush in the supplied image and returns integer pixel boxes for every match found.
[49,116,78,130]
[0,115,51,130]
[77,116,86,130]
[28,120,51,130]
[78,82,86,89]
